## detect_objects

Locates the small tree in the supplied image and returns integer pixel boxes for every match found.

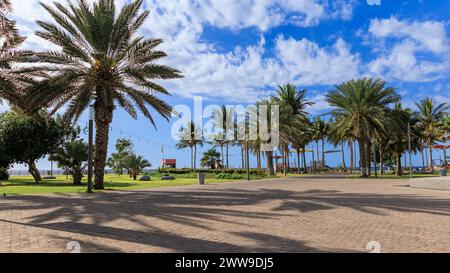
[107,139,134,175]
[49,140,88,185]
[201,149,222,169]
[0,112,65,183]
[124,154,151,180]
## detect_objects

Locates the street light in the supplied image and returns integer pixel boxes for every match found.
[245,134,250,181]
[408,123,413,179]
[87,105,94,193]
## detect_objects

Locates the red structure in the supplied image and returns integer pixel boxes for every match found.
[161,159,176,168]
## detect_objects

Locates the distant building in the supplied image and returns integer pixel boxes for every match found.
[161,159,176,168]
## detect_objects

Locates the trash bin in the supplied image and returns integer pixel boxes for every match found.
[198,173,205,185]
[439,169,447,177]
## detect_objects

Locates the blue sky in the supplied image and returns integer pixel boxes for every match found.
[5,0,450,170]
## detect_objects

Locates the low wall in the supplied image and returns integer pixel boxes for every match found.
[410,176,450,191]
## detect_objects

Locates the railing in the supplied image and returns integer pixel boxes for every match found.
[8,169,117,176]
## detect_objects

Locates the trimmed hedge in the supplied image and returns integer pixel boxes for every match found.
[158,168,266,176]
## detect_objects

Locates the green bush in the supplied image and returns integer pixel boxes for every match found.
[0,167,9,181]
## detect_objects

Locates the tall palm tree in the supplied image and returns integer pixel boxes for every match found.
[385,103,422,176]
[176,121,204,170]
[415,98,449,171]
[312,117,329,169]
[274,84,313,174]
[328,118,350,173]
[290,120,313,174]
[27,0,182,189]
[214,105,235,168]
[327,78,400,177]
[274,84,313,117]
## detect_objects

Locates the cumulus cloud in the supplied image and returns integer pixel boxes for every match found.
[9,0,360,102]
[367,17,450,82]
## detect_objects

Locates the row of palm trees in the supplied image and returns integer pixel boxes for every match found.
[0,0,181,189]
[0,0,448,189]
[176,79,449,177]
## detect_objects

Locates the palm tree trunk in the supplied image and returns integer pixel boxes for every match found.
[373,143,377,178]
[257,151,261,172]
[315,140,319,169]
[349,140,354,174]
[93,106,113,190]
[226,144,229,168]
[302,146,307,174]
[266,151,274,175]
[428,140,434,171]
[297,150,301,174]
[220,145,224,169]
[396,153,403,176]
[194,145,197,170]
[420,145,425,169]
[359,140,367,177]
[379,148,383,176]
[365,141,372,177]
[322,138,325,168]
[354,140,358,172]
[190,146,194,169]
[341,143,347,172]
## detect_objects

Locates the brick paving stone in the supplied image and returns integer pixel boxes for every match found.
[1,177,450,253]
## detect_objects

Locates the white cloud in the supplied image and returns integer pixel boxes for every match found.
[8,0,360,102]
[305,94,333,115]
[369,16,448,53]
[367,17,450,82]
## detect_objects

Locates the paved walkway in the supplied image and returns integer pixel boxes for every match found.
[1,177,450,253]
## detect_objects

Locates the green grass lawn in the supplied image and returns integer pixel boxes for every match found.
[0,172,440,195]
[0,174,275,195]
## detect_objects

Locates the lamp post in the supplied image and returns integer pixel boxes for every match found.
[245,134,250,181]
[373,142,377,178]
[408,123,413,179]
[87,105,94,193]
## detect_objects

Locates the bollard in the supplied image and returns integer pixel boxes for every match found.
[198,172,205,185]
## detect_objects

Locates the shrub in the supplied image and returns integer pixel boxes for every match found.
[0,167,9,181]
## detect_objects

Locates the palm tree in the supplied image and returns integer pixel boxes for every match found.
[124,154,151,180]
[312,117,329,169]
[274,84,314,174]
[385,104,422,176]
[415,98,449,171]
[107,138,133,175]
[290,120,313,174]
[200,149,222,169]
[26,0,182,189]
[0,0,34,111]
[274,84,313,117]
[328,118,350,173]
[327,78,400,177]
[214,105,235,168]
[49,140,88,185]
[210,134,226,169]
[176,121,204,170]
